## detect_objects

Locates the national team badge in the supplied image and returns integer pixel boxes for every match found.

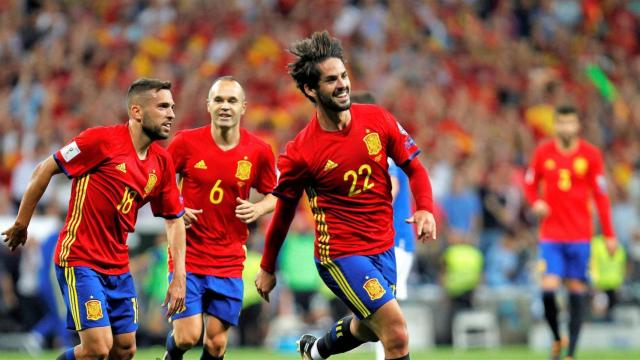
[236,158,252,180]
[363,132,382,156]
[544,159,556,170]
[85,299,103,321]
[573,157,588,176]
[144,172,158,194]
[363,278,386,300]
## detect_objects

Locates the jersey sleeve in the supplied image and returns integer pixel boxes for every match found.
[589,148,615,237]
[53,128,109,178]
[166,131,187,174]
[150,154,185,219]
[381,108,421,167]
[523,147,543,204]
[272,141,308,202]
[254,144,277,194]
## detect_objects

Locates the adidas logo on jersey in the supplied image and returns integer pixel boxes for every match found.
[116,163,126,173]
[323,159,338,171]
[194,160,207,169]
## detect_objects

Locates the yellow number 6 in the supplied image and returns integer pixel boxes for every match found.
[210,179,224,205]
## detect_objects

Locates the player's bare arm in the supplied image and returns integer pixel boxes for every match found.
[2,156,61,251]
[235,194,277,224]
[164,217,187,317]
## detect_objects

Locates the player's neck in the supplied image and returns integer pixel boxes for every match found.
[555,137,579,153]
[128,122,151,160]
[211,125,240,150]
[316,105,350,131]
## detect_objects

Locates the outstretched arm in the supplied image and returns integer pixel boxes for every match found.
[235,193,278,224]
[401,157,436,242]
[255,197,298,302]
[163,217,186,318]
[2,156,60,250]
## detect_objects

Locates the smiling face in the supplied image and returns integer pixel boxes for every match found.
[134,88,175,140]
[307,57,351,112]
[207,80,246,130]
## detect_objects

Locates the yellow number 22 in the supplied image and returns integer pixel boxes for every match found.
[343,164,375,197]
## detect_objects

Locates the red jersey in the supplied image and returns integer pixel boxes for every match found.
[168,127,276,277]
[53,124,184,274]
[274,104,421,261]
[524,139,614,242]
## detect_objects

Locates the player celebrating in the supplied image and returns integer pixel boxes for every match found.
[164,76,277,360]
[2,78,187,360]
[524,105,617,360]
[255,31,436,360]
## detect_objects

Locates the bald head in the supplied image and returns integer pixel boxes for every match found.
[207,76,245,103]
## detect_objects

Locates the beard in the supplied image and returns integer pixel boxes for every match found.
[142,115,169,140]
[558,134,575,148]
[317,88,351,112]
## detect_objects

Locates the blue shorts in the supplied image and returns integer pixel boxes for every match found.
[169,273,243,326]
[55,266,138,334]
[539,241,591,282]
[316,248,397,319]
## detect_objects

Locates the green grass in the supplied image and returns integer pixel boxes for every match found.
[1,346,639,360]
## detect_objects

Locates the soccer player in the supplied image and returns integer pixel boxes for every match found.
[524,105,617,360]
[255,31,436,360]
[2,78,187,360]
[164,76,277,360]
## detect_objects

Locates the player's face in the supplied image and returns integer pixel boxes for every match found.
[313,58,351,112]
[207,80,246,130]
[554,113,580,145]
[141,89,176,140]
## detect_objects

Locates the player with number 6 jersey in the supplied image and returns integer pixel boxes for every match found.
[164,77,277,360]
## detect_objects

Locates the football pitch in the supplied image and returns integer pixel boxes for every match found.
[1,347,639,360]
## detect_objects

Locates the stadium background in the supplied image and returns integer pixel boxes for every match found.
[1,0,640,359]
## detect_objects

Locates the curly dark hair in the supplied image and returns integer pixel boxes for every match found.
[288,31,346,103]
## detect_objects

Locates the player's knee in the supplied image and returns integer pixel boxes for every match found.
[174,330,200,349]
[83,342,111,359]
[381,323,409,353]
[111,343,137,360]
[204,332,228,356]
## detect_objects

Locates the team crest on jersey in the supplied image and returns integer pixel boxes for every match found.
[236,158,252,180]
[85,299,103,321]
[363,131,382,155]
[363,278,386,300]
[573,157,588,176]
[544,159,556,170]
[144,172,158,194]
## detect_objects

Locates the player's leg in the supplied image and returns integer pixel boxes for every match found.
[54,266,114,360]
[564,242,591,360]
[200,276,243,359]
[304,249,408,360]
[202,315,231,359]
[106,271,141,360]
[165,273,205,360]
[539,242,565,360]
[376,246,413,360]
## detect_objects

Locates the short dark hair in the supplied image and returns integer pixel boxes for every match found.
[126,78,172,109]
[555,105,578,116]
[288,31,346,103]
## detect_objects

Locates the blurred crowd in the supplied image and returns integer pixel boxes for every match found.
[2,0,640,349]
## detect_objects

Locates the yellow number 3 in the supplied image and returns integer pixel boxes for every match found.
[344,164,375,197]
[558,169,572,191]
[209,179,224,205]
